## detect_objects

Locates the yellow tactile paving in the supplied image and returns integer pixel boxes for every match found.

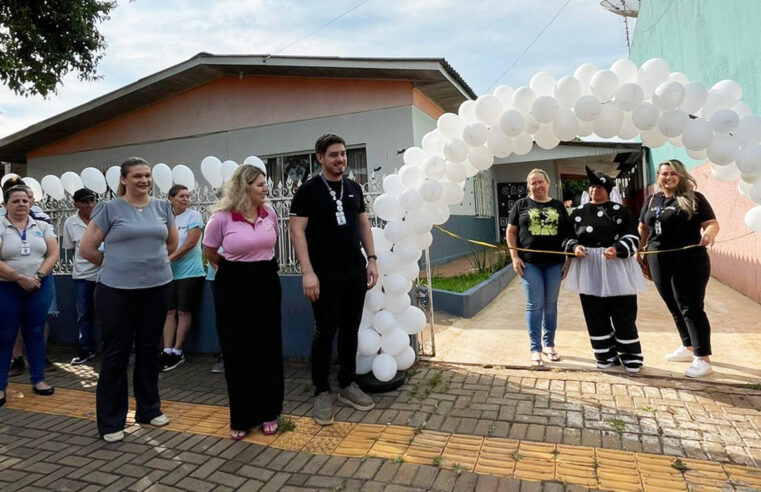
[3,382,760,490]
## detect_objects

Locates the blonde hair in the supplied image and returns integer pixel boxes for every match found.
[526,168,551,198]
[117,157,150,197]
[657,159,697,219]
[213,165,267,213]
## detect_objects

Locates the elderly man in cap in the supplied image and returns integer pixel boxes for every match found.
[563,167,647,374]
[62,188,101,364]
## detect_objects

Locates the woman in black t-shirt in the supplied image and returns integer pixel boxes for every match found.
[638,159,719,378]
[507,169,571,367]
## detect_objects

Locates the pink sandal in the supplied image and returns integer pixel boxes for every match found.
[230,429,248,441]
[261,420,278,435]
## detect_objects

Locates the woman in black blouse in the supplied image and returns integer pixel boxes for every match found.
[564,167,646,373]
[638,159,719,378]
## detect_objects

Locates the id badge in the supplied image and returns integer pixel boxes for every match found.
[20,241,31,256]
[336,212,347,226]
[654,220,662,236]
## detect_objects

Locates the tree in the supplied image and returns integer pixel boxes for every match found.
[0,0,116,97]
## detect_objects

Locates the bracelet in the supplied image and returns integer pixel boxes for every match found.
[367,255,378,261]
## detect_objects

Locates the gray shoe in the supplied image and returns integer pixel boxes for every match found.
[211,355,224,373]
[338,382,375,411]
[313,391,334,426]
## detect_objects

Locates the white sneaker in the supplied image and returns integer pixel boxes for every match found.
[685,358,712,378]
[665,346,694,362]
[103,430,124,442]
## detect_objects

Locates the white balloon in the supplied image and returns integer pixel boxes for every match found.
[739,179,755,198]
[634,69,659,100]
[511,87,536,114]
[396,306,426,335]
[493,85,514,107]
[462,123,488,147]
[745,206,761,232]
[617,114,639,140]
[445,161,467,184]
[383,273,410,297]
[668,135,684,148]
[437,113,465,139]
[372,227,393,253]
[593,104,624,138]
[680,82,709,114]
[530,71,556,95]
[573,63,598,94]
[395,241,422,263]
[710,162,741,182]
[474,95,502,126]
[531,96,560,124]
[394,345,416,371]
[377,250,399,275]
[399,189,424,212]
[403,147,427,167]
[668,72,690,85]
[534,124,560,150]
[707,134,740,165]
[553,109,580,141]
[486,127,513,158]
[421,131,446,156]
[356,354,374,375]
[105,166,120,193]
[614,83,644,111]
[374,194,403,221]
[422,155,447,180]
[41,175,65,200]
[523,113,541,135]
[372,353,398,382]
[512,133,534,154]
[733,101,753,119]
[742,173,760,184]
[574,95,603,121]
[384,219,411,243]
[398,260,421,281]
[640,128,668,148]
[425,202,451,223]
[384,293,411,314]
[658,110,689,138]
[419,179,444,203]
[751,182,761,204]
[1,173,19,187]
[399,165,425,189]
[590,70,619,101]
[499,109,526,137]
[640,58,671,84]
[610,58,638,84]
[652,81,686,111]
[736,145,761,176]
[709,109,740,134]
[553,76,582,108]
[686,148,708,161]
[632,102,660,131]
[443,139,469,163]
[172,164,196,191]
[407,213,433,234]
[243,155,266,174]
[381,328,410,355]
[712,79,743,105]
[200,156,223,188]
[414,231,433,249]
[734,116,761,145]
[21,177,43,201]
[358,329,382,356]
[365,289,386,311]
[360,308,374,329]
[383,174,405,195]
[373,309,397,334]
[458,100,478,124]
[81,167,108,194]
[61,171,84,195]
[469,145,494,171]
[221,160,238,182]
[701,90,734,120]
[682,118,714,151]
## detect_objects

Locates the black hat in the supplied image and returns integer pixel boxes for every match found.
[73,188,97,202]
[585,166,615,193]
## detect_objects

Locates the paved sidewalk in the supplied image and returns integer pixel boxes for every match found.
[1,347,761,490]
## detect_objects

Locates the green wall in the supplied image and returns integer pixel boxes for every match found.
[630,0,761,177]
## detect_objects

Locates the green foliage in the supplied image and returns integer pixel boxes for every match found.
[276,416,296,434]
[0,0,116,97]
[431,456,442,467]
[604,417,625,436]
[745,383,761,391]
[671,458,690,472]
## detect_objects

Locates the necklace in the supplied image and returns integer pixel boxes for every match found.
[320,175,346,226]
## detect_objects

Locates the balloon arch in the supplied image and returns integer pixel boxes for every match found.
[6,57,761,382]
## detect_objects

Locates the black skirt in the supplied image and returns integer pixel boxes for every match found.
[213,258,283,430]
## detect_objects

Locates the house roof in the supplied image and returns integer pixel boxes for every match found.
[0,53,476,163]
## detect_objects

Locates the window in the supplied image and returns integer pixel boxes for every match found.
[474,172,494,218]
[265,147,368,187]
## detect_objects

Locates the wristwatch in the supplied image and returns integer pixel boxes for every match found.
[35,271,47,279]
[367,255,378,261]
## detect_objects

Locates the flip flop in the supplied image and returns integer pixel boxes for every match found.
[261,420,278,435]
[542,349,561,362]
[530,353,544,368]
[230,429,247,441]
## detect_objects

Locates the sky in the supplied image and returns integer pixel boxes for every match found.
[0,0,637,139]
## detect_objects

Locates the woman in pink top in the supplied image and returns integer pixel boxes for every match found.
[202,165,283,440]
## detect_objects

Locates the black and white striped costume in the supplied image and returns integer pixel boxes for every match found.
[563,201,646,371]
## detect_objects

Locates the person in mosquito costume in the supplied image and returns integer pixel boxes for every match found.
[563,166,647,373]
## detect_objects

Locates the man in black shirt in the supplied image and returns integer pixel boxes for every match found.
[290,134,379,425]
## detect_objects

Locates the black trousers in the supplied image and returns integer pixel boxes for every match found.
[648,247,712,356]
[311,271,367,395]
[214,258,283,431]
[94,283,169,436]
[579,294,643,369]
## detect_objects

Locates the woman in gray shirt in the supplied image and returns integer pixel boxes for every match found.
[80,158,178,443]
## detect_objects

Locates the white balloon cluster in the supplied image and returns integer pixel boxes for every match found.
[13,155,267,202]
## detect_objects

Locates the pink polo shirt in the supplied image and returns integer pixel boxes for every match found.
[203,207,277,262]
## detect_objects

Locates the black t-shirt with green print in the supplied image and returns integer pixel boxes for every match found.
[508,197,571,265]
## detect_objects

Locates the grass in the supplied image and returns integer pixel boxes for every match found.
[419,247,512,293]
[426,272,492,293]
[276,416,296,434]
[451,463,467,475]
[671,458,690,472]
[432,456,442,467]
[604,417,626,436]
[745,383,761,391]
[410,370,452,401]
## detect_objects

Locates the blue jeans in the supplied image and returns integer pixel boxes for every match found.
[75,279,97,352]
[0,276,54,390]
[520,262,562,353]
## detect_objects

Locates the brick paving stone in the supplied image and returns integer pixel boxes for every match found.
[207,470,247,488]
[354,457,384,480]
[176,476,217,492]
[160,462,198,485]
[259,471,292,492]
[374,460,401,482]
[454,471,479,491]
[411,464,440,489]
[238,464,275,482]
[189,456,225,479]
[431,468,459,491]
